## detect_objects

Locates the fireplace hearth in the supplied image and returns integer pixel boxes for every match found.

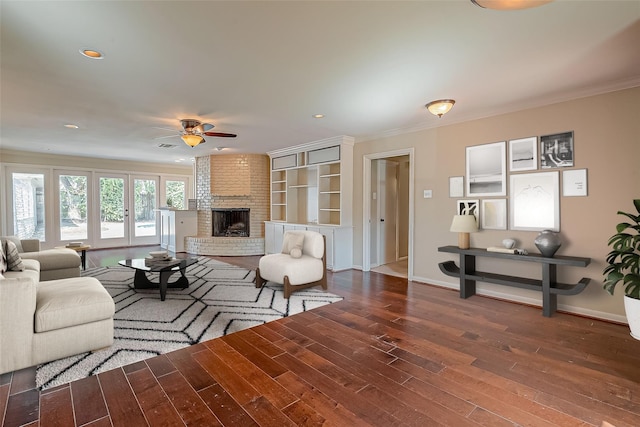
[212,208,250,237]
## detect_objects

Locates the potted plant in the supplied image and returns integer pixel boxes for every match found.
[603,199,640,339]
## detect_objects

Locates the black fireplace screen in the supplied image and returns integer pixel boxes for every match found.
[212,208,250,237]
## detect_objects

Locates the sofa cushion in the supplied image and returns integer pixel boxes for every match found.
[21,248,81,270]
[35,277,115,333]
[0,236,24,253]
[4,240,24,272]
[2,267,39,283]
[21,258,40,274]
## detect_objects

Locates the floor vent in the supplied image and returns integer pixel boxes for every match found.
[157,143,177,149]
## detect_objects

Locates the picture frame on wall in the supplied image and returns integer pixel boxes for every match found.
[562,168,588,197]
[466,141,506,197]
[509,136,537,172]
[449,176,464,198]
[481,199,507,230]
[509,171,560,231]
[457,199,479,227]
[540,131,574,169]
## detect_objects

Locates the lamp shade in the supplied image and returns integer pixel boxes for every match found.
[181,134,204,147]
[426,99,455,118]
[450,215,478,233]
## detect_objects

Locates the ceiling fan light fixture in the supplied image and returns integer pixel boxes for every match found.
[426,99,455,118]
[470,0,553,10]
[181,134,204,147]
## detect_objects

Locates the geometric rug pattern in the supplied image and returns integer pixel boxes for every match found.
[35,257,343,390]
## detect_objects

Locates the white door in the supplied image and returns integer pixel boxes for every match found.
[378,160,398,265]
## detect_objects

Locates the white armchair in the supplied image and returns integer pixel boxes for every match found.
[256,230,327,298]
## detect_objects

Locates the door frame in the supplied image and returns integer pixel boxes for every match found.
[362,148,414,278]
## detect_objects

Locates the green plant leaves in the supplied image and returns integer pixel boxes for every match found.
[603,199,640,298]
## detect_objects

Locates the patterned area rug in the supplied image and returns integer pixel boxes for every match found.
[35,257,343,390]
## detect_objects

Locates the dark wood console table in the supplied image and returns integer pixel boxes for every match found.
[437,246,591,317]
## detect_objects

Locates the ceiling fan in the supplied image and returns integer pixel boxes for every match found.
[157,119,237,148]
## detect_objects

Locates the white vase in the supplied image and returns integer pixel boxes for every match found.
[623,295,640,340]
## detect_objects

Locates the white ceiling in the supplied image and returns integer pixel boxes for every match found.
[1,1,639,165]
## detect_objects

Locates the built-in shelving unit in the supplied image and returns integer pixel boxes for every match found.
[266,136,354,270]
[267,136,353,227]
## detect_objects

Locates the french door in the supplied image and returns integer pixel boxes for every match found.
[131,176,159,245]
[96,173,129,247]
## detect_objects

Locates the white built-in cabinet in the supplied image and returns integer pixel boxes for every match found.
[264,221,353,272]
[159,209,197,253]
[266,136,354,271]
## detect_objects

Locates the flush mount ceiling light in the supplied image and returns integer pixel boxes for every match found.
[313,114,325,119]
[79,48,104,59]
[470,0,553,10]
[181,134,204,147]
[426,99,456,118]
[64,124,79,129]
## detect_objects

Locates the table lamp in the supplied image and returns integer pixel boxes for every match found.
[450,215,478,249]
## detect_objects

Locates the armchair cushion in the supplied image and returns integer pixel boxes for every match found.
[258,253,324,286]
[282,232,304,255]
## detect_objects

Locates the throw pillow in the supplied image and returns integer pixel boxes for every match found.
[290,247,302,259]
[281,232,304,255]
[0,240,6,274]
[5,240,25,272]
[1,235,24,253]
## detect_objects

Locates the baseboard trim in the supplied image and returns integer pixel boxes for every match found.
[410,275,628,325]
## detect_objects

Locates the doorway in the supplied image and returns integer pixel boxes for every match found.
[363,149,414,279]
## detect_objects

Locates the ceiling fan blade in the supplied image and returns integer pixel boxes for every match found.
[203,132,237,138]
[154,133,181,140]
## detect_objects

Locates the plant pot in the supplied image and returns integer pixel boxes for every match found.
[623,295,640,340]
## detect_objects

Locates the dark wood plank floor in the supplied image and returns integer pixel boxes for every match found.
[2,246,639,426]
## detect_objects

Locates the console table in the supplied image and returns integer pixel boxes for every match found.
[437,246,591,317]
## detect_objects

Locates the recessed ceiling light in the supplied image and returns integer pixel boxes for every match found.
[313,114,325,119]
[79,48,104,59]
[64,124,79,129]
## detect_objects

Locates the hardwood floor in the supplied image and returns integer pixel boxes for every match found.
[2,246,640,426]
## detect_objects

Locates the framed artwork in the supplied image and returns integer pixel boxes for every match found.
[540,131,574,169]
[509,136,537,172]
[457,199,479,227]
[449,176,464,198]
[510,171,560,231]
[563,168,588,197]
[481,199,507,230]
[466,141,506,197]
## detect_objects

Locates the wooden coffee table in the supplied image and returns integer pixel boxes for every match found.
[118,258,198,301]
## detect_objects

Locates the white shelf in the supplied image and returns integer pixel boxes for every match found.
[320,191,340,194]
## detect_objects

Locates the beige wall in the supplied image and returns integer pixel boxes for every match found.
[0,150,193,175]
[352,87,640,321]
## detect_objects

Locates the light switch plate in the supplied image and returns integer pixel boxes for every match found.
[423,189,433,198]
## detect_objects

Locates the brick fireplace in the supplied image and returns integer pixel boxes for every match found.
[185,154,269,256]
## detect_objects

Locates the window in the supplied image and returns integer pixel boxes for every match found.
[12,172,46,240]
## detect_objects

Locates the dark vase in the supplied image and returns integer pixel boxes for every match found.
[534,230,561,257]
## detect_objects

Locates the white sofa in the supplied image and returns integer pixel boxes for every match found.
[1,236,81,281]
[0,250,115,375]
